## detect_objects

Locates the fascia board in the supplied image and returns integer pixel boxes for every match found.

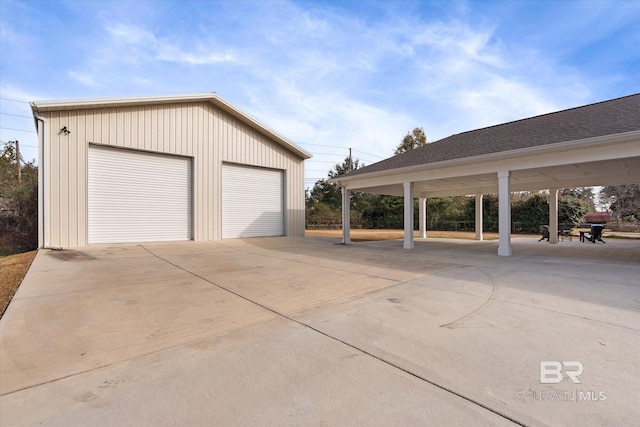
[332,131,640,187]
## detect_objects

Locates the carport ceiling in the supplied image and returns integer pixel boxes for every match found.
[349,156,640,198]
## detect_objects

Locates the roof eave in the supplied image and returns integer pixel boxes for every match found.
[330,130,640,185]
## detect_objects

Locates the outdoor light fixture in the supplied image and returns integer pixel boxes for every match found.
[59,126,71,135]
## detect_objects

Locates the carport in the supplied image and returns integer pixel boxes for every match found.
[332,94,640,256]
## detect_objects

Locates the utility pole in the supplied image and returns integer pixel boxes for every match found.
[15,140,21,183]
[348,147,352,171]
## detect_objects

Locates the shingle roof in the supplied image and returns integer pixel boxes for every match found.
[346,93,640,177]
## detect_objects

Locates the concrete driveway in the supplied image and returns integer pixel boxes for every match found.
[1,237,639,426]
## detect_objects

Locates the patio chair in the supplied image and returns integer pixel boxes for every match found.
[538,225,549,242]
[582,224,606,243]
[559,229,572,241]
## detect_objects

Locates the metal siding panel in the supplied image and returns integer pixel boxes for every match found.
[170,105,177,152]
[68,113,78,246]
[222,164,283,238]
[50,114,61,245]
[116,108,124,146]
[180,105,187,154]
[154,106,160,151]
[164,105,172,153]
[137,107,144,150]
[187,105,193,155]
[59,113,70,246]
[150,107,158,151]
[214,109,223,240]
[194,105,204,241]
[200,104,209,240]
[77,111,88,245]
[107,110,116,146]
[175,105,181,153]
[142,107,149,149]
[88,146,192,244]
[206,110,214,240]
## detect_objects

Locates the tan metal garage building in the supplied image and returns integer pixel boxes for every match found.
[31,93,311,248]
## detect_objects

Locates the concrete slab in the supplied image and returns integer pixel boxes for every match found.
[1,237,639,426]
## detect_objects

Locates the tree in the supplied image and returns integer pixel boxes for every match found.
[394,127,427,155]
[561,187,595,211]
[427,197,465,228]
[306,156,372,227]
[361,195,405,228]
[462,193,589,233]
[357,127,427,229]
[307,156,366,210]
[0,141,38,254]
[512,194,549,233]
[599,185,640,221]
[558,196,590,226]
[509,193,589,233]
[462,194,500,232]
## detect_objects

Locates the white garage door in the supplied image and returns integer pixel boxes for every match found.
[222,164,284,238]
[88,146,192,244]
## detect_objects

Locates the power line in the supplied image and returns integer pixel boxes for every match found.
[0,112,33,119]
[298,142,346,149]
[352,148,386,159]
[308,151,349,156]
[356,157,380,164]
[0,97,30,104]
[306,160,346,164]
[305,146,387,161]
[0,140,37,148]
[0,126,36,133]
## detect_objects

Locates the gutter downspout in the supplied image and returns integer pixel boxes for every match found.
[32,109,47,248]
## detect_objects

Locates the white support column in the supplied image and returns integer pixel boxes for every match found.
[549,188,559,244]
[403,182,414,249]
[341,186,351,245]
[498,171,512,256]
[475,194,483,241]
[419,197,426,239]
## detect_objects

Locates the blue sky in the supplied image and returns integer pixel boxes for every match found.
[1,0,639,188]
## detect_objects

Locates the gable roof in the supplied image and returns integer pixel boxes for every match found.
[30,93,312,160]
[346,93,640,177]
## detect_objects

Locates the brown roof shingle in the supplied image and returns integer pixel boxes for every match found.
[347,93,640,177]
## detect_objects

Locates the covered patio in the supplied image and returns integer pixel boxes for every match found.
[332,94,640,256]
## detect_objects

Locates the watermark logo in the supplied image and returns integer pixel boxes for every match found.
[517,389,607,402]
[516,361,607,403]
[540,361,583,384]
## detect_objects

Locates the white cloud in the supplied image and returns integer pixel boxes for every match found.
[3,0,634,176]
[155,44,235,65]
[243,77,414,182]
[107,23,157,45]
[68,71,101,87]
[105,23,236,65]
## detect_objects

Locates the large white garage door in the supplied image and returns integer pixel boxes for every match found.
[222,164,284,238]
[88,146,192,244]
